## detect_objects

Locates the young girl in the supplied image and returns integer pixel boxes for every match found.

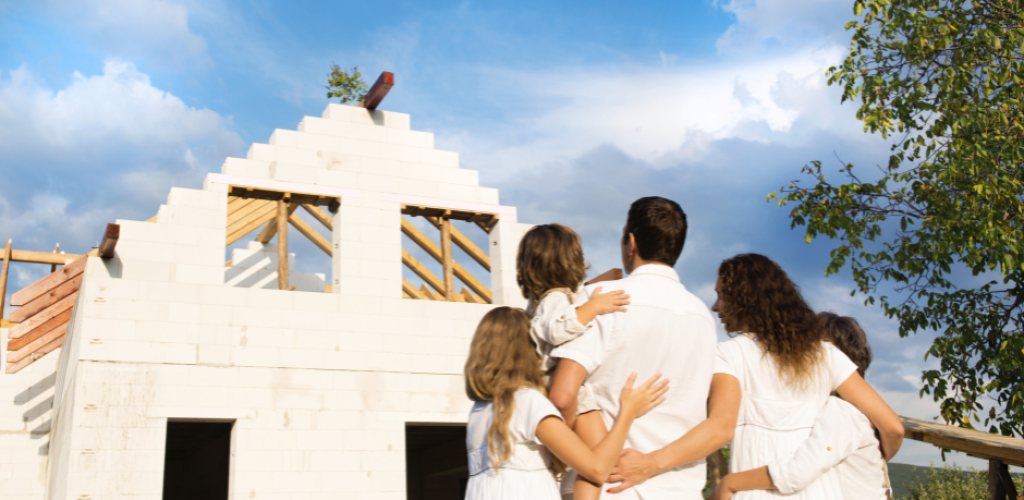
[464,307,668,500]
[517,223,628,499]
[710,312,894,500]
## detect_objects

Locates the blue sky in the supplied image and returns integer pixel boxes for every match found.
[0,0,1005,469]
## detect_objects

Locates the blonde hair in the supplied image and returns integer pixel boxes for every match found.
[516,224,588,302]
[464,307,550,471]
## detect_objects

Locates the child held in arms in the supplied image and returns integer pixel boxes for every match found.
[710,313,893,500]
[516,223,630,500]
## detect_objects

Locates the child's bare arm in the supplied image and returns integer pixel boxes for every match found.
[576,287,630,325]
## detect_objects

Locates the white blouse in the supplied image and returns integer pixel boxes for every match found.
[715,334,859,500]
[767,396,890,500]
[528,289,590,372]
[465,388,563,500]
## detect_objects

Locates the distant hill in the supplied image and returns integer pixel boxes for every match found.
[888,462,1023,499]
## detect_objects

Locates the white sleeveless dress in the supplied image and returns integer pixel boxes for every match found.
[715,335,858,500]
[465,388,562,500]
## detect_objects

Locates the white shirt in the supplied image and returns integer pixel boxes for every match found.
[767,396,890,500]
[466,388,564,500]
[552,264,717,500]
[714,335,859,500]
[467,388,562,474]
[530,289,590,372]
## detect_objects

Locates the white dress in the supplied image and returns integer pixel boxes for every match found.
[527,288,600,414]
[465,388,563,500]
[714,335,858,500]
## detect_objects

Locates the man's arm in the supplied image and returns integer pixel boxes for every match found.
[549,358,588,429]
[607,373,741,493]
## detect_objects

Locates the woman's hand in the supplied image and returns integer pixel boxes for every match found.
[618,372,669,419]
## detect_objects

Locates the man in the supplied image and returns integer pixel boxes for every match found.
[549,196,719,500]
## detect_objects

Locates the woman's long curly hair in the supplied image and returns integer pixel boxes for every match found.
[717,253,825,387]
[465,307,549,470]
[516,224,588,302]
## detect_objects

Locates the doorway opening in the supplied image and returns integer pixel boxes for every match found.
[163,420,233,500]
[406,423,468,500]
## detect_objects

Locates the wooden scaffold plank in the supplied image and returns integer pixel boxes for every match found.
[10,256,87,306]
[426,216,490,271]
[6,336,62,374]
[8,293,77,340]
[9,275,83,324]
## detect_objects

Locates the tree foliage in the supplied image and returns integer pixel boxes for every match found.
[903,463,1022,500]
[325,64,368,104]
[772,0,1024,436]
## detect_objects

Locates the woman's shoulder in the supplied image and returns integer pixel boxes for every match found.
[718,333,759,352]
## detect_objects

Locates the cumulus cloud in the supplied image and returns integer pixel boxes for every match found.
[40,0,209,69]
[0,60,241,275]
[715,0,855,52]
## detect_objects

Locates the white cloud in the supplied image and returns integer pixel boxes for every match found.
[0,61,241,255]
[715,0,854,52]
[42,0,209,68]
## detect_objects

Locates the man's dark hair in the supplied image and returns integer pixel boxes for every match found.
[623,197,687,266]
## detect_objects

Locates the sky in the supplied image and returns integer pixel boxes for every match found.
[0,0,1009,470]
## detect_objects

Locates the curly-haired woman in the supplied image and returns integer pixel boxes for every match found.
[704,254,904,499]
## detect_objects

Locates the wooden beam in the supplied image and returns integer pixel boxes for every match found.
[97,223,119,258]
[400,217,492,303]
[227,199,273,228]
[0,249,83,266]
[227,198,258,219]
[302,204,334,230]
[50,243,60,273]
[277,199,289,290]
[425,217,490,271]
[10,275,83,323]
[420,284,444,301]
[461,287,485,304]
[256,203,299,244]
[9,293,77,340]
[440,216,454,301]
[11,256,87,306]
[402,250,446,295]
[901,416,1024,467]
[8,308,72,351]
[475,214,499,233]
[0,239,9,322]
[289,214,332,256]
[403,279,426,300]
[226,205,279,245]
[361,71,394,110]
[146,215,157,223]
[5,336,62,374]
[7,321,68,363]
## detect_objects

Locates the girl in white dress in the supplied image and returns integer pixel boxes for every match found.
[464,307,667,500]
[517,223,629,500]
[702,254,903,500]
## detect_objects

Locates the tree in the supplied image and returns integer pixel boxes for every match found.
[904,463,1022,500]
[325,64,368,104]
[773,0,1024,436]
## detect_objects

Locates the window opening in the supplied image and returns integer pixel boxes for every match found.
[405,423,468,500]
[400,205,497,303]
[162,420,234,500]
[223,187,338,292]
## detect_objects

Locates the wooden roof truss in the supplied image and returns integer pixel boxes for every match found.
[401,204,494,304]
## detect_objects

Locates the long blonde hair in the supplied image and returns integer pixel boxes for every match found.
[464,307,548,469]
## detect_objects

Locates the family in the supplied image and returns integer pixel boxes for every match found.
[463,196,906,500]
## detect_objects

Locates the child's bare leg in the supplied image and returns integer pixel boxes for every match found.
[573,411,608,500]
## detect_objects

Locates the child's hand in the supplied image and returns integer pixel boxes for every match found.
[618,372,669,419]
[587,287,630,315]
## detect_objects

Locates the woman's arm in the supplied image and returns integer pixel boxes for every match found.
[835,372,904,460]
[537,373,667,484]
[606,373,741,493]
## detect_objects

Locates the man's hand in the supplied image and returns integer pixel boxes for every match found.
[708,475,737,500]
[606,448,659,493]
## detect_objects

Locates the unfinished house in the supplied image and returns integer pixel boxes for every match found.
[0,73,533,500]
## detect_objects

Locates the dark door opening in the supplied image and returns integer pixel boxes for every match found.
[406,424,468,500]
[163,420,233,500]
